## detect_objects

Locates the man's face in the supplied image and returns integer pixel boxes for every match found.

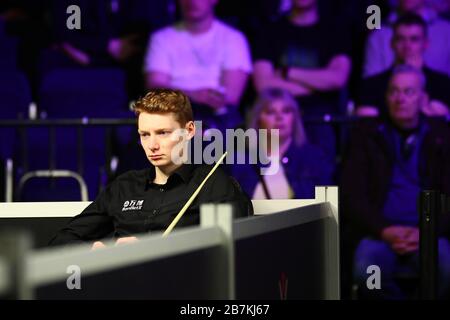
[292,0,317,10]
[386,72,424,124]
[392,25,427,62]
[399,0,424,12]
[138,112,194,168]
[179,0,217,23]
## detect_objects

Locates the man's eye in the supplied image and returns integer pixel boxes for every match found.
[389,88,400,96]
[405,89,416,96]
[140,133,149,137]
[159,131,169,135]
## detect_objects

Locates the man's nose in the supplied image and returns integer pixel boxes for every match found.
[148,137,160,151]
[396,92,407,103]
[405,41,413,51]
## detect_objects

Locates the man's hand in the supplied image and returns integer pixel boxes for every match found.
[381,226,419,255]
[61,42,91,66]
[355,106,379,117]
[422,99,450,116]
[188,89,225,111]
[392,227,419,255]
[108,35,139,62]
[115,236,139,246]
[91,241,106,250]
[381,226,410,244]
[253,60,312,97]
[91,237,139,250]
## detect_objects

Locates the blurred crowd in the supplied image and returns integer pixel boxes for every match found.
[1,0,450,299]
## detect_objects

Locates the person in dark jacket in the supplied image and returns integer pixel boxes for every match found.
[341,64,450,299]
[231,88,333,199]
[50,89,253,248]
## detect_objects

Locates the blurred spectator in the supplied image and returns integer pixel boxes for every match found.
[145,0,252,133]
[363,0,450,77]
[47,0,168,65]
[215,0,293,37]
[252,0,352,161]
[107,0,176,97]
[231,88,333,199]
[357,13,450,117]
[0,1,49,96]
[426,0,450,20]
[40,0,174,97]
[341,65,450,299]
[42,0,115,69]
[325,0,388,108]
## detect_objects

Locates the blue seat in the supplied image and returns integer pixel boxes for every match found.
[39,68,128,118]
[0,72,32,160]
[0,71,31,118]
[0,34,18,71]
[24,68,130,200]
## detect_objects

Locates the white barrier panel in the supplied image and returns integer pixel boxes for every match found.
[233,187,340,300]
[0,186,339,299]
[0,202,90,218]
[0,186,335,218]
[0,258,10,295]
[27,222,231,299]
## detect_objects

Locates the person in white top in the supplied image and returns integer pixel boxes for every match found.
[144,0,252,130]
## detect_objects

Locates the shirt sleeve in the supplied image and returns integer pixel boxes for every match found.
[48,184,116,246]
[144,29,172,73]
[205,167,254,218]
[222,29,253,73]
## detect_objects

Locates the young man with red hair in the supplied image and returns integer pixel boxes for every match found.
[50,89,252,248]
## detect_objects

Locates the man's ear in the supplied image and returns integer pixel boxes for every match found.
[185,121,196,140]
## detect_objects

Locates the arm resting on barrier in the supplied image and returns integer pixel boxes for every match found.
[49,185,116,246]
[48,166,253,247]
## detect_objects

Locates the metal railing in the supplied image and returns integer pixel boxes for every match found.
[1,115,449,202]
[0,118,137,202]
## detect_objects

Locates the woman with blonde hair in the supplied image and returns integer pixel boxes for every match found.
[231,88,333,199]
